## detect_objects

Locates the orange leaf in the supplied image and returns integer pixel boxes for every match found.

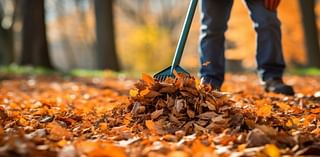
[142,73,154,85]
[123,113,132,125]
[191,139,215,156]
[276,102,291,112]
[303,114,317,127]
[145,120,156,133]
[256,104,272,117]
[140,88,150,96]
[76,141,126,157]
[57,139,68,147]
[311,108,320,114]
[47,122,73,140]
[173,70,183,79]
[0,126,4,137]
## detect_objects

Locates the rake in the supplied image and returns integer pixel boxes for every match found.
[154,0,198,81]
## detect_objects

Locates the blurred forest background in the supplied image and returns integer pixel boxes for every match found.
[0,0,320,74]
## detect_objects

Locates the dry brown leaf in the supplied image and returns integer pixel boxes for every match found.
[187,109,195,118]
[151,109,164,120]
[175,99,186,113]
[144,90,161,98]
[198,112,218,120]
[159,86,177,94]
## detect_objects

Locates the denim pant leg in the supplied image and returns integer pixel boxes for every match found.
[199,0,234,88]
[245,0,285,81]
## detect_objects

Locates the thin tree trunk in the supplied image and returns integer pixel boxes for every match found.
[299,0,320,68]
[20,0,53,68]
[0,1,14,65]
[94,0,120,71]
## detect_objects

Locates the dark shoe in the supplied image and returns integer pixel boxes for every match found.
[200,77,221,91]
[263,78,295,96]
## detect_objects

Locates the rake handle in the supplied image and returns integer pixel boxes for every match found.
[170,0,198,73]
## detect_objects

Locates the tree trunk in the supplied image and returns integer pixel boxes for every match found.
[299,0,320,68]
[20,0,53,68]
[0,1,14,65]
[94,0,120,71]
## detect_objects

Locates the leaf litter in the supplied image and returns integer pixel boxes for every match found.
[0,74,319,156]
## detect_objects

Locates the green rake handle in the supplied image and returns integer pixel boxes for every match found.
[170,0,198,73]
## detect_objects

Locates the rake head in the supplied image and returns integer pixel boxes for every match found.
[153,66,190,81]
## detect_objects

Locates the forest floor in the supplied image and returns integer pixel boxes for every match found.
[0,73,319,157]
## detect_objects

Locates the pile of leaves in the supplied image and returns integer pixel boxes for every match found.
[110,74,234,135]
[0,74,320,156]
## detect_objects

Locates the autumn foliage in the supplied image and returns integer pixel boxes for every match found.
[0,74,320,156]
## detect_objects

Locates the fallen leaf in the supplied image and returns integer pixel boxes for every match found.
[47,122,73,140]
[145,120,156,133]
[256,104,272,117]
[140,88,150,96]
[310,108,320,114]
[276,102,291,112]
[142,73,155,85]
[247,128,271,147]
[264,144,280,157]
[151,109,164,120]
[129,89,139,97]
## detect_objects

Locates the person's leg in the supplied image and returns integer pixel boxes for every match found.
[244,0,284,81]
[199,0,234,89]
[245,0,294,95]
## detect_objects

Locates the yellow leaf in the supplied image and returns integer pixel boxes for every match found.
[237,144,247,151]
[140,88,150,96]
[256,104,272,117]
[129,89,139,97]
[276,102,291,112]
[264,144,280,157]
[57,139,68,147]
[19,117,29,126]
[142,73,154,85]
[286,117,300,127]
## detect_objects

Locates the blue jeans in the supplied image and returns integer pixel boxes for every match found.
[200,0,285,87]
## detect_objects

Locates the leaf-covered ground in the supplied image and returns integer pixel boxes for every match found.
[0,74,319,157]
